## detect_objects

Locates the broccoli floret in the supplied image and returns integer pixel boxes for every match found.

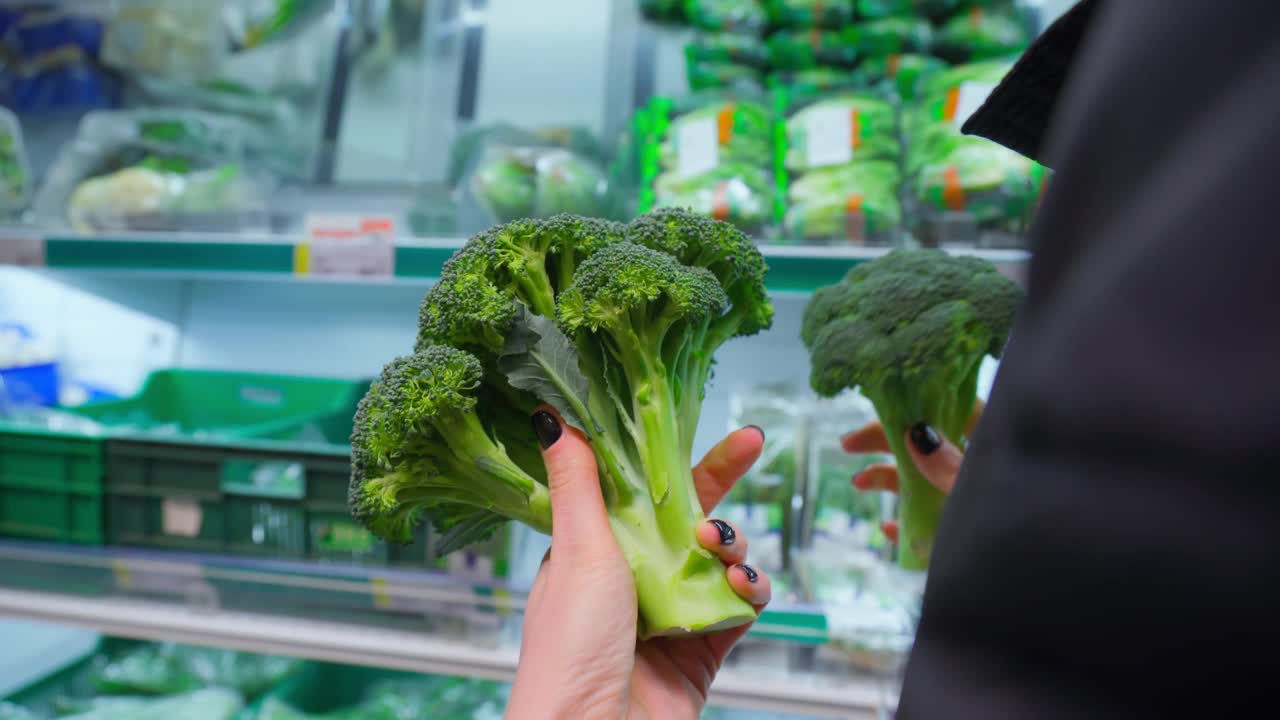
[801,249,1022,569]
[350,347,551,548]
[354,209,773,638]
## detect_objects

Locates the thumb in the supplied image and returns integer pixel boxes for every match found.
[531,407,613,555]
[905,423,963,495]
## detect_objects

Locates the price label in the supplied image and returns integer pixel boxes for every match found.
[295,215,395,278]
[162,499,203,538]
[0,233,46,266]
[675,116,719,178]
[804,106,854,168]
[952,81,998,129]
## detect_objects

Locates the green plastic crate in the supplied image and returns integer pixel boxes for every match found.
[0,429,105,544]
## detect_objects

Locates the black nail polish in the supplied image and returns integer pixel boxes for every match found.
[709,519,736,546]
[531,411,562,449]
[910,423,941,455]
[745,424,765,442]
[738,564,759,583]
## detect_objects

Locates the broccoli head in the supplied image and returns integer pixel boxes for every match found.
[802,249,1022,569]
[353,208,773,638]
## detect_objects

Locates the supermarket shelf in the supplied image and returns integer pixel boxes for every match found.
[0,588,884,718]
[2,228,1029,292]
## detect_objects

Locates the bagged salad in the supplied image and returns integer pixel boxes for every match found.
[786,161,903,245]
[34,110,274,232]
[850,53,948,101]
[767,28,860,70]
[765,0,855,29]
[932,5,1032,63]
[684,0,768,34]
[853,17,933,58]
[783,91,901,172]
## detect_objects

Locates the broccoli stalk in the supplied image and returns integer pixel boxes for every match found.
[802,250,1022,570]
[354,210,774,638]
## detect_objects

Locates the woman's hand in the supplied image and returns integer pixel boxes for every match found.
[507,409,771,720]
[842,401,983,543]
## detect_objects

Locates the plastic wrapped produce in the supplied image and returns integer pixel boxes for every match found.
[686,33,769,68]
[785,161,903,244]
[686,60,762,92]
[56,688,243,720]
[765,0,854,29]
[910,135,1047,242]
[655,99,773,171]
[784,92,900,172]
[684,0,768,34]
[769,66,859,95]
[854,17,933,58]
[932,6,1032,63]
[767,28,860,70]
[91,643,302,699]
[851,53,947,101]
[447,123,601,189]
[652,164,773,231]
[0,109,31,217]
[100,1,227,80]
[469,146,609,222]
[34,110,273,232]
[855,0,959,20]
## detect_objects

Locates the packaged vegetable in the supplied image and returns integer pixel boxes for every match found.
[100,1,226,80]
[785,161,903,244]
[684,0,768,34]
[855,0,959,20]
[853,17,933,58]
[784,93,900,172]
[932,6,1032,63]
[91,642,302,699]
[769,66,861,95]
[56,688,243,720]
[685,32,769,68]
[765,0,854,28]
[850,53,948,101]
[910,136,1046,234]
[652,164,773,231]
[468,146,609,223]
[767,29,860,69]
[686,60,762,92]
[0,109,31,216]
[655,100,773,172]
[34,110,273,232]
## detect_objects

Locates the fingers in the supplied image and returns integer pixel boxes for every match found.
[842,421,891,454]
[905,423,963,495]
[727,563,771,608]
[692,425,765,514]
[852,463,899,493]
[532,407,612,554]
[696,518,747,566]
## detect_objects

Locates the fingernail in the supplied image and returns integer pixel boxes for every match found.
[709,519,736,546]
[531,411,562,449]
[910,423,941,455]
[745,424,765,442]
[737,564,759,583]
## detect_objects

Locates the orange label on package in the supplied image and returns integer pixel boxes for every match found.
[943,87,961,122]
[850,110,863,149]
[717,105,735,145]
[712,182,731,221]
[942,166,966,211]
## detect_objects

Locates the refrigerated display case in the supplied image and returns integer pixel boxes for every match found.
[0,0,1049,715]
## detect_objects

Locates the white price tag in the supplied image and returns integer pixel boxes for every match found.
[952,81,998,129]
[0,233,46,266]
[296,215,395,278]
[804,107,854,168]
[675,116,719,178]
[162,499,203,538]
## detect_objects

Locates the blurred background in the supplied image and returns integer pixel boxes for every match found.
[0,1,1070,717]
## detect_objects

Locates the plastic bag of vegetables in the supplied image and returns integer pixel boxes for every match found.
[853,17,933,58]
[785,161,903,244]
[685,0,768,34]
[91,643,302,700]
[0,109,31,217]
[784,92,901,172]
[686,33,769,68]
[767,29,860,70]
[765,0,855,29]
[34,110,274,232]
[652,163,773,231]
[686,60,762,92]
[855,0,959,20]
[932,6,1032,63]
[468,145,609,223]
[655,99,773,172]
[55,688,243,720]
[850,54,948,101]
[910,135,1046,240]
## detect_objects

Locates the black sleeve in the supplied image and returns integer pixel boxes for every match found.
[898,2,1280,718]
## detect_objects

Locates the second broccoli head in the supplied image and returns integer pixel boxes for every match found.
[351,209,774,638]
[802,249,1022,570]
